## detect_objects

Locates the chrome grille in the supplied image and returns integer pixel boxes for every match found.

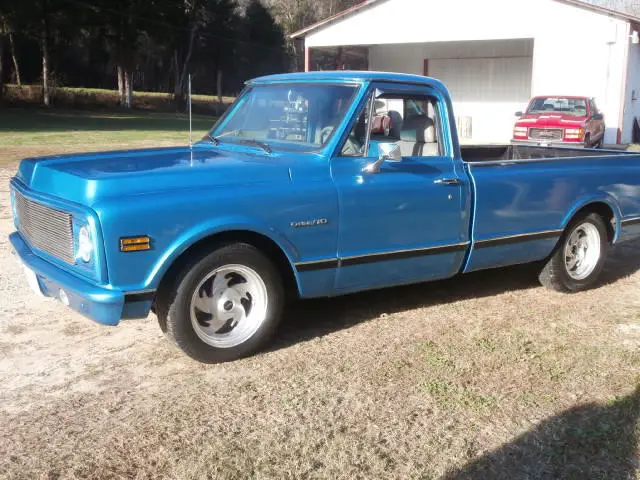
[529,128,564,141]
[14,189,75,264]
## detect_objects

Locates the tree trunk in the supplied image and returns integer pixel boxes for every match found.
[216,69,223,102]
[174,25,196,111]
[216,69,223,115]
[124,69,132,108]
[41,7,50,107]
[0,35,4,104]
[42,35,50,107]
[173,50,182,104]
[117,65,125,106]
[8,32,21,86]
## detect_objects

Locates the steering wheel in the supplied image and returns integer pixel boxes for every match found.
[319,126,363,155]
[320,126,335,144]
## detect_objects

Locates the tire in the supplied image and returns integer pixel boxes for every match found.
[584,134,591,149]
[539,213,609,293]
[595,137,604,149]
[157,243,285,363]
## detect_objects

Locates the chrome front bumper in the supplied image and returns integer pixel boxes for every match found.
[10,231,125,326]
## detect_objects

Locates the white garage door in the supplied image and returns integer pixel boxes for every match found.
[429,57,533,143]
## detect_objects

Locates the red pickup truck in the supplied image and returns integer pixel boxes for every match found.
[512,96,605,148]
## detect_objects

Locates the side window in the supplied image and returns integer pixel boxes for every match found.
[340,93,442,158]
[590,99,599,115]
[340,95,371,157]
[372,95,441,157]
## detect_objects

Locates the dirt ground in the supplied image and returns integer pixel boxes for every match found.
[0,164,638,479]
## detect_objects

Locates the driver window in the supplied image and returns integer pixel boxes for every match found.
[340,93,441,158]
[340,96,371,156]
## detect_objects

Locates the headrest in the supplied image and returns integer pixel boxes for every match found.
[387,110,403,138]
[400,115,436,143]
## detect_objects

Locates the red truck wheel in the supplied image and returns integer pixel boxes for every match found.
[156,243,285,363]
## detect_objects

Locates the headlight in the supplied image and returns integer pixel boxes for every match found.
[76,225,94,263]
[565,128,585,140]
[71,217,103,282]
[513,126,528,137]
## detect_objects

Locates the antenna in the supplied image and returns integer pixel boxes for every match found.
[188,74,193,148]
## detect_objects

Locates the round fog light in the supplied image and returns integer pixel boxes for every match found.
[59,289,69,306]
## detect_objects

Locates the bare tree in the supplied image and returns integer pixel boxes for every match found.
[0,34,4,103]
[8,31,20,85]
[264,0,360,70]
[117,65,125,105]
[0,1,22,87]
[40,0,51,107]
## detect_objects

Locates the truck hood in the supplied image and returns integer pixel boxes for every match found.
[516,113,587,128]
[15,145,292,206]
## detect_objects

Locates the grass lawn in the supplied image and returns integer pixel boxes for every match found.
[0,108,216,166]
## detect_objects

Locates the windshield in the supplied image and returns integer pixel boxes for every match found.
[209,84,359,152]
[527,97,588,116]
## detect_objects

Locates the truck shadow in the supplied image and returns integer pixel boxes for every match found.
[273,238,640,350]
[442,385,640,479]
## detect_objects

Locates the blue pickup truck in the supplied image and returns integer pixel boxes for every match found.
[9,71,640,362]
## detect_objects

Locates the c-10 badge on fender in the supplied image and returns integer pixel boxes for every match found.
[290,218,329,228]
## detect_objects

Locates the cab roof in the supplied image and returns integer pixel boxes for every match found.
[248,70,445,89]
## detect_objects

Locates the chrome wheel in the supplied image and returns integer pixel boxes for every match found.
[564,222,601,280]
[190,264,268,348]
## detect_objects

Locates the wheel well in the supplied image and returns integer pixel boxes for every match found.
[569,202,615,242]
[156,230,299,302]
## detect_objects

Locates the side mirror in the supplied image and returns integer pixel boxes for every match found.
[592,113,604,121]
[363,143,402,173]
[515,111,523,117]
[379,142,402,162]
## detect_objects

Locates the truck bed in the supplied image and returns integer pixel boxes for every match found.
[460,144,640,273]
[461,145,633,163]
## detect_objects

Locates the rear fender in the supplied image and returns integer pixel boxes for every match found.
[561,194,623,243]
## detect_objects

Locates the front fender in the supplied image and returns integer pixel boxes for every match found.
[144,215,301,290]
[561,193,623,243]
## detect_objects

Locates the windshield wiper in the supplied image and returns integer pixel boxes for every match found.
[237,138,272,154]
[201,133,220,145]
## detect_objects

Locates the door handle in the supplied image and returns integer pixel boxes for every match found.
[434,177,461,185]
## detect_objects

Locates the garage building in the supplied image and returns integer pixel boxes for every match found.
[291,0,640,145]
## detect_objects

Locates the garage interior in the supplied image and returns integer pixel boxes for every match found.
[307,39,534,144]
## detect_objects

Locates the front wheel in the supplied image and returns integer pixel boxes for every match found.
[538,213,609,292]
[594,136,604,149]
[157,243,285,363]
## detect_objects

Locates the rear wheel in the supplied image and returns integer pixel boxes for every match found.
[157,243,285,363]
[539,213,609,292]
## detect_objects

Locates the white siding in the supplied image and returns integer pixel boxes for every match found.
[430,57,532,142]
[623,37,640,143]
[305,0,542,47]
